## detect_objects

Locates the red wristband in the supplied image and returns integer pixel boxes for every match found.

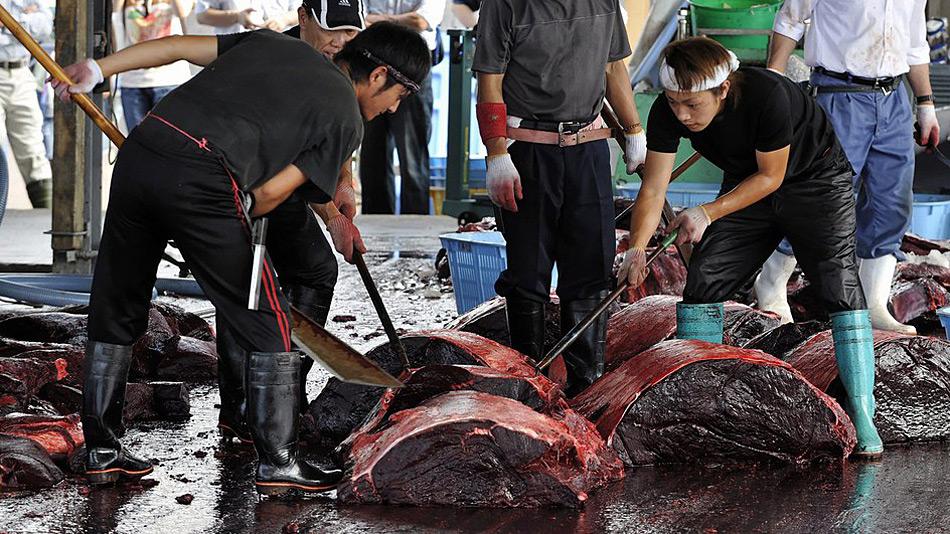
[476,102,508,143]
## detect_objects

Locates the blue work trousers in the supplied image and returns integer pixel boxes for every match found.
[778,71,915,260]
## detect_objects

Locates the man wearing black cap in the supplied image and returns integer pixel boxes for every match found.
[215,0,369,447]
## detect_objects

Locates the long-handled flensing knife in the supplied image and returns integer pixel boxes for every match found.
[534,230,679,372]
[247,218,269,310]
[352,250,411,370]
[8,7,403,388]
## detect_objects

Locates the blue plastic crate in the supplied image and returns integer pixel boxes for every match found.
[938,306,950,340]
[616,182,722,208]
[911,194,950,240]
[440,231,558,314]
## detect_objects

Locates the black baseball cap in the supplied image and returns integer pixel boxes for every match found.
[303,0,365,32]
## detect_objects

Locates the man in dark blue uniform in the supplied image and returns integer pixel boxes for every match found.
[473,0,646,396]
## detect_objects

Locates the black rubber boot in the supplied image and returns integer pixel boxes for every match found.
[82,341,153,485]
[215,321,252,444]
[505,296,546,362]
[284,283,333,414]
[247,351,342,495]
[560,290,609,397]
[26,179,52,209]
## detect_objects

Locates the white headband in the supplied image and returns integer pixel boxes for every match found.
[659,50,740,92]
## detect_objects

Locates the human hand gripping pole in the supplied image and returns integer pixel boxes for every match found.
[0,5,125,148]
[534,230,679,372]
[27,13,401,387]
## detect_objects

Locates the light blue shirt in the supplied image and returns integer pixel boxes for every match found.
[0,0,53,62]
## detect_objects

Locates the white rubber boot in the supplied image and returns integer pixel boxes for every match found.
[753,250,797,324]
[859,255,916,335]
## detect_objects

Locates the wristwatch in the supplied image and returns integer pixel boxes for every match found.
[916,94,936,105]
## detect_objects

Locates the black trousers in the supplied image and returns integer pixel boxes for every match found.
[88,130,292,353]
[266,194,338,295]
[684,168,866,313]
[495,140,615,303]
[359,73,433,215]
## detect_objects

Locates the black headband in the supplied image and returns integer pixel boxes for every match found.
[358,49,420,94]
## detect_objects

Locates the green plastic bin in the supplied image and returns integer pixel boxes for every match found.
[689,0,783,58]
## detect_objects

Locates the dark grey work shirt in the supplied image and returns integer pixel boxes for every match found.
[472,0,631,123]
[144,29,363,202]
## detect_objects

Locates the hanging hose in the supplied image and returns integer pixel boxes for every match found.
[0,145,8,229]
[0,274,204,307]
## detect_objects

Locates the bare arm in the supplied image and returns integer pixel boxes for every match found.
[98,35,219,76]
[907,63,934,98]
[476,72,507,157]
[604,60,643,133]
[249,164,309,217]
[451,3,477,28]
[628,151,676,249]
[766,33,798,73]
[366,12,430,31]
[196,7,253,27]
[702,147,789,222]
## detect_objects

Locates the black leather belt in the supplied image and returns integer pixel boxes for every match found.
[813,66,898,90]
[517,117,596,133]
[0,61,27,69]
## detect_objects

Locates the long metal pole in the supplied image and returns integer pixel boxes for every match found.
[534,231,679,372]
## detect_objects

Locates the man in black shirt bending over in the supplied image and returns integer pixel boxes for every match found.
[618,37,882,459]
[52,23,430,495]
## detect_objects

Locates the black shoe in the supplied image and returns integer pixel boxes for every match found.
[560,291,609,397]
[215,321,252,444]
[82,341,153,484]
[505,296,546,362]
[86,446,154,485]
[284,283,333,413]
[247,351,342,495]
[26,179,52,209]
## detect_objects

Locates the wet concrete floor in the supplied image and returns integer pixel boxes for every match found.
[2,221,950,532]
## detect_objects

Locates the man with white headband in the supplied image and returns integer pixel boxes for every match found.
[618,37,884,459]
[757,0,937,336]
[473,0,646,397]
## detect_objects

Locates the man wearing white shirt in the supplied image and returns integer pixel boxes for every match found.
[756,0,940,335]
[0,0,53,208]
[359,0,442,214]
[195,0,299,33]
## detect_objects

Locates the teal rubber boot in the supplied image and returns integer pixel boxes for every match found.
[675,302,724,343]
[831,309,884,459]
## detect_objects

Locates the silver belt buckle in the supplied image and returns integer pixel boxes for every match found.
[557,121,581,147]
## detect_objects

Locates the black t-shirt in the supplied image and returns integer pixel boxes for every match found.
[140,29,362,202]
[647,67,849,184]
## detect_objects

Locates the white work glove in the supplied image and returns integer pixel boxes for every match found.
[327,213,366,263]
[616,247,649,288]
[334,182,357,220]
[486,153,522,212]
[50,59,103,102]
[624,130,647,174]
[667,205,711,246]
[916,104,941,148]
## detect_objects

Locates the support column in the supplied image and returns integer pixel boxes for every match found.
[52,0,100,273]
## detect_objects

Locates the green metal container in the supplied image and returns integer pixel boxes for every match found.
[613,93,723,185]
[689,0,783,59]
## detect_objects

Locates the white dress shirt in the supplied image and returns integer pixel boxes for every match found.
[773,0,929,78]
[0,0,53,62]
[195,0,300,34]
[365,0,444,50]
